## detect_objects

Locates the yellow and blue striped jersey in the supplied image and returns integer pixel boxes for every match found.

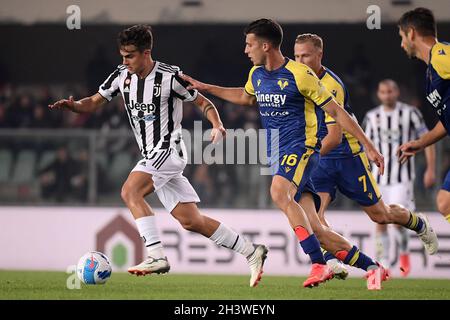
[318,67,363,158]
[426,41,450,136]
[245,57,333,161]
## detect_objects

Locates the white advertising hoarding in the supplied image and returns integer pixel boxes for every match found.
[0,207,449,278]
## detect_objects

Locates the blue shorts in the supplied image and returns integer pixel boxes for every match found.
[271,147,321,211]
[442,169,450,192]
[310,152,381,207]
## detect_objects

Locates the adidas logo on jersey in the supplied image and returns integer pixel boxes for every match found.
[438,49,446,55]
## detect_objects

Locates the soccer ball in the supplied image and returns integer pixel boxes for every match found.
[77,251,112,285]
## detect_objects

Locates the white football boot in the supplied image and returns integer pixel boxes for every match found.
[247,244,268,287]
[416,213,439,255]
[128,256,170,276]
[326,258,349,280]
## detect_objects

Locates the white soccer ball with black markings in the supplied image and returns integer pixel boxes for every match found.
[77,251,112,285]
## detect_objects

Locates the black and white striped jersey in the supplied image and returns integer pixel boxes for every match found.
[363,102,428,186]
[98,61,198,159]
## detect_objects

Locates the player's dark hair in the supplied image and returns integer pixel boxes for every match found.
[398,7,437,37]
[244,18,283,48]
[118,25,153,52]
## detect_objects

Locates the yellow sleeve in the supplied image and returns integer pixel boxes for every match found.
[244,66,259,96]
[321,76,345,124]
[431,53,450,80]
[286,61,333,107]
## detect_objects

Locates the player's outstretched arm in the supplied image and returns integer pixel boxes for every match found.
[180,74,256,107]
[48,93,107,114]
[322,100,385,174]
[397,121,447,164]
[193,93,226,143]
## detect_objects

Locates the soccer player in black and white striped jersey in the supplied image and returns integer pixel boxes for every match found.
[49,25,268,287]
[364,79,436,276]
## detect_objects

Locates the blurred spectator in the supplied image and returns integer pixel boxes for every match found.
[70,149,89,202]
[191,164,213,205]
[39,147,71,202]
[38,146,86,202]
[0,103,9,128]
[9,95,34,128]
[29,104,54,128]
[97,101,130,153]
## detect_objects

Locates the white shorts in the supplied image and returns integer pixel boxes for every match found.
[379,182,416,212]
[131,145,200,212]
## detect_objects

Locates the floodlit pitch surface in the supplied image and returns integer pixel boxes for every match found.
[0,271,449,299]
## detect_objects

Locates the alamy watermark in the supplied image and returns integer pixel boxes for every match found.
[66,5,81,30]
[177,121,280,176]
[66,264,81,289]
[366,5,381,30]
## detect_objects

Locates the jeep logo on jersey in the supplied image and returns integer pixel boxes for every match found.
[127,100,156,113]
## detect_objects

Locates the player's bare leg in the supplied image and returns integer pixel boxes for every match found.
[270,176,333,288]
[171,202,268,287]
[437,189,450,223]
[312,192,349,280]
[363,199,438,255]
[121,171,170,276]
[170,202,219,236]
[271,176,314,232]
[316,192,333,227]
[299,193,352,255]
[299,192,388,288]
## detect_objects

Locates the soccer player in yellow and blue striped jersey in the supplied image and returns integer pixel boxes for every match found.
[179,19,423,288]
[398,7,450,228]
[294,33,439,285]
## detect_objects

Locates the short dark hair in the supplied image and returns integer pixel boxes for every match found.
[118,25,153,52]
[244,18,283,48]
[398,7,436,37]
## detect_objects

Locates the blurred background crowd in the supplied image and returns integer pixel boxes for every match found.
[1,0,449,210]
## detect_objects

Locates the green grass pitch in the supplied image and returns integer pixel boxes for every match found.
[1,270,449,300]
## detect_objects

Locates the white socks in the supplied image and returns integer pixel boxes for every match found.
[135,216,165,259]
[135,218,255,260]
[375,231,390,267]
[395,227,409,254]
[209,223,255,257]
